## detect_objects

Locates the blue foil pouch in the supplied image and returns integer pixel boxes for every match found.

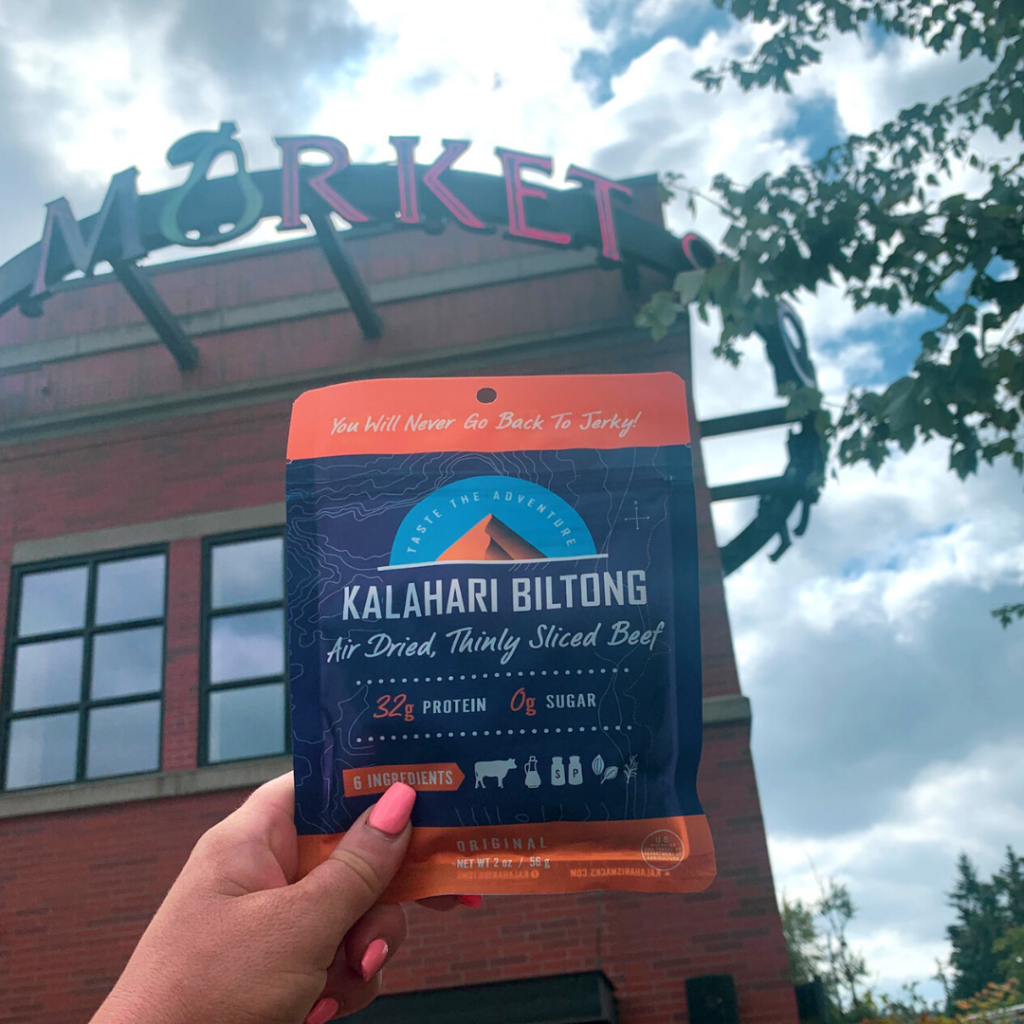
[286,373,716,897]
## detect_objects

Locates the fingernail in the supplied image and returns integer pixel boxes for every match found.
[457,894,483,908]
[367,782,416,836]
[360,937,389,981]
[306,997,340,1024]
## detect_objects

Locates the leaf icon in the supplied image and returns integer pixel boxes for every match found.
[601,766,619,783]
[592,755,605,776]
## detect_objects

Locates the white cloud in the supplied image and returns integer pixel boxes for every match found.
[771,738,1024,995]
[726,435,1024,995]
[0,2,1021,999]
[605,25,1024,998]
[6,14,186,189]
[788,518,1024,640]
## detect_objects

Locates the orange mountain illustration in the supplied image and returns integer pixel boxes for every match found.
[436,514,546,561]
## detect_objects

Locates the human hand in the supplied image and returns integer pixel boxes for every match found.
[91,773,430,1024]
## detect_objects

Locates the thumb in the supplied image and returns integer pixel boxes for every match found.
[290,782,417,958]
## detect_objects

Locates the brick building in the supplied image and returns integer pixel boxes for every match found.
[0,167,797,1024]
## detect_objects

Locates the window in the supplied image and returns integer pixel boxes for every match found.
[201,532,287,764]
[2,550,167,790]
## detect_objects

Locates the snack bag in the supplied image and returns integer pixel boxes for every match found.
[286,373,715,897]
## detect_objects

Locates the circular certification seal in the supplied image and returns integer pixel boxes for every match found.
[641,829,686,872]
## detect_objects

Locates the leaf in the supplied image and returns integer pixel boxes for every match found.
[880,376,919,439]
[722,224,744,250]
[673,269,706,306]
[992,604,1024,628]
[783,385,824,420]
[738,257,758,301]
[591,755,605,776]
[601,766,619,783]
[670,4,1024,600]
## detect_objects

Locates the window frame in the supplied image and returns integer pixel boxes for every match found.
[1,545,169,791]
[199,527,289,766]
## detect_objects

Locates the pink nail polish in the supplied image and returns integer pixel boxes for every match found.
[367,782,416,836]
[457,894,483,908]
[360,937,389,981]
[306,997,340,1024]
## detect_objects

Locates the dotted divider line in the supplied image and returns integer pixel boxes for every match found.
[353,724,633,743]
[353,667,629,686]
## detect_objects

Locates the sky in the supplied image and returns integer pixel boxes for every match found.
[0,0,1022,1002]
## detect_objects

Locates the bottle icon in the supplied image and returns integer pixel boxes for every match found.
[568,756,583,785]
[551,756,566,786]
[524,756,542,789]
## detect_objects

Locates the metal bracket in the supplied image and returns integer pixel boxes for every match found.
[310,213,383,341]
[619,260,641,294]
[699,401,824,575]
[112,260,199,371]
[709,476,790,502]
[699,406,790,438]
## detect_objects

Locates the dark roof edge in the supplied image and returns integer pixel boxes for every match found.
[616,172,660,188]
[47,222,409,296]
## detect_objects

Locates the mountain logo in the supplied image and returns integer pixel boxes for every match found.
[437,514,545,562]
[388,475,597,568]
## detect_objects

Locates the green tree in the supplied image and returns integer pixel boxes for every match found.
[861,979,1021,1024]
[639,0,1024,622]
[948,854,1007,1001]
[947,848,1024,1003]
[863,980,946,1022]
[818,879,870,1015]
[994,925,1024,984]
[781,894,825,984]
[777,880,869,1019]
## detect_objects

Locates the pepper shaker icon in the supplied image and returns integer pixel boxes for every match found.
[568,756,583,785]
[524,756,542,789]
[551,756,566,786]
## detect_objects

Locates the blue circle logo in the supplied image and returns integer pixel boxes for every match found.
[390,476,596,566]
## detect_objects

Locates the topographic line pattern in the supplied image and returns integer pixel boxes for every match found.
[286,446,703,834]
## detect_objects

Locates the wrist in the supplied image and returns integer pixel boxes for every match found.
[90,972,193,1024]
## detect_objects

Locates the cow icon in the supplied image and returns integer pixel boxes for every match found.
[475,758,517,789]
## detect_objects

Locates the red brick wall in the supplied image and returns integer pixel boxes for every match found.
[1,401,289,538]
[162,539,202,772]
[0,215,795,1024]
[394,723,794,1024]
[0,464,12,682]
[0,790,234,1022]
[0,266,649,423]
[0,384,794,1024]
[0,724,793,1024]
[1,227,573,350]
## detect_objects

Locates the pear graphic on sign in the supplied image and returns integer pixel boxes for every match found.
[436,514,545,562]
[160,122,263,247]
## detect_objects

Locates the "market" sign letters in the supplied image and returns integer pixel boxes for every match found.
[16,122,716,309]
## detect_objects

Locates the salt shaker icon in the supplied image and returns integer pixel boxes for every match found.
[568,756,583,785]
[524,756,542,789]
[550,756,566,786]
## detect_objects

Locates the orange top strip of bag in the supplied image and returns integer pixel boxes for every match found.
[286,372,690,460]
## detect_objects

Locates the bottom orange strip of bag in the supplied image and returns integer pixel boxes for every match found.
[296,815,716,900]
